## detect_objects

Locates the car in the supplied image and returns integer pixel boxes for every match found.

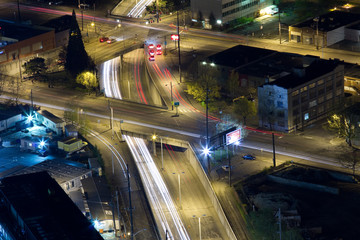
[107,38,116,44]
[99,37,109,43]
[156,50,162,55]
[148,44,154,49]
[149,56,155,61]
[156,44,162,50]
[149,49,155,56]
[242,154,256,160]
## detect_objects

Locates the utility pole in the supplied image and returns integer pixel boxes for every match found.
[156,0,159,23]
[17,0,21,22]
[127,165,133,240]
[177,11,181,83]
[206,82,210,174]
[278,9,281,44]
[272,132,276,167]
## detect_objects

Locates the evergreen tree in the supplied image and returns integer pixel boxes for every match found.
[65,10,91,76]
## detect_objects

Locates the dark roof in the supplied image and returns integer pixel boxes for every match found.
[0,103,31,121]
[0,19,53,42]
[292,11,360,32]
[0,171,103,240]
[265,60,340,89]
[81,176,113,220]
[207,45,276,68]
[37,109,64,124]
[42,15,72,33]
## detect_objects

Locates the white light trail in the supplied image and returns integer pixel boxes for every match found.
[124,135,190,240]
[127,0,154,18]
[101,57,122,99]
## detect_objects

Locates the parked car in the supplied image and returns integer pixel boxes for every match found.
[222,165,233,171]
[242,154,256,160]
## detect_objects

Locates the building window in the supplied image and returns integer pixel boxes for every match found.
[32,42,43,51]
[277,111,285,118]
[268,91,272,96]
[336,80,342,87]
[277,101,283,108]
[318,87,325,95]
[309,83,316,88]
[292,90,299,96]
[336,88,342,96]
[318,79,324,85]
[318,105,324,114]
[292,98,299,106]
[326,92,333,100]
[71,181,74,188]
[304,113,309,121]
[279,95,282,98]
[300,86,308,92]
[293,108,299,116]
[309,100,317,108]
[278,121,285,127]
[326,83,333,92]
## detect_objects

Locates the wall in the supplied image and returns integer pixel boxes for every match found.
[345,28,360,42]
[186,144,238,240]
[327,26,345,46]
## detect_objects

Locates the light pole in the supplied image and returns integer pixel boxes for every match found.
[152,134,157,156]
[173,172,184,209]
[314,17,319,50]
[161,137,164,170]
[193,214,206,240]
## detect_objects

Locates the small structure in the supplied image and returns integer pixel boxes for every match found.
[10,159,92,194]
[88,158,103,176]
[81,176,117,234]
[65,124,78,138]
[0,171,103,240]
[35,109,65,135]
[58,136,87,153]
[289,11,360,47]
[20,136,50,152]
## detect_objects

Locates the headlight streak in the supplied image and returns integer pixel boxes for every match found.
[124,135,190,240]
[127,0,154,18]
[101,57,122,99]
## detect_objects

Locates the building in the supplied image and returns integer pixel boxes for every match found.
[81,176,117,234]
[0,103,32,132]
[42,15,72,47]
[0,20,55,63]
[35,109,65,135]
[11,159,92,194]
[258,59,344,132]
[0,171,103,240]
[65,124,78,138]
[191,0,273,25]
[289,11,360,48]
[58,136,88,153]
[20,136,50,152]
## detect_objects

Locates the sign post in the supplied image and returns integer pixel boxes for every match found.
[174,102,179,117]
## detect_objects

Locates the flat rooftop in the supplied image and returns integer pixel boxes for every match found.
[291,11,360,32]
[0,171,103,240]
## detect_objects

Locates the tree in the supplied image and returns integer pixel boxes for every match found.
[186,72,220,103]
[23,57,47,80]
[258,98,276,130]
[65,10,93,76]
[338,149,360,176]
[233,97,256,125]
[209,12,216,27]
[76,71,98,94]
[327,112,358,147]
[227,71,240,99]
[197,10,203,23]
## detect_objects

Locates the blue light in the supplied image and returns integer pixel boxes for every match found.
[39,140,45,148]
[202,147,211,156]
[27,115,33,122]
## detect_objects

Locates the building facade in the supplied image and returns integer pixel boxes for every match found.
[258,60,344,132]
[0,20,55,63]
[191,0,273,25]
[289,11,360,48]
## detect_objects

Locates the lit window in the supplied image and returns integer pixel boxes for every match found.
[304,113,309,120]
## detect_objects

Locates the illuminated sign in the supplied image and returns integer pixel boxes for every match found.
[226,128,241,145]
[171,34,179,41]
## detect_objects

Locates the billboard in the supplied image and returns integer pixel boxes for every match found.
[226,128,241,145]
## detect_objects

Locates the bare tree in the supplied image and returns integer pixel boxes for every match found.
[338,149,360,176]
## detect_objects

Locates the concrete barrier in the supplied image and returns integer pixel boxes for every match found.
[187,143,238,240]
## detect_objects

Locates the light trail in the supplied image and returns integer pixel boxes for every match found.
[134,50,148,104]
[100,57,122,99]
[127,0,154,18]
[124,135,191,240]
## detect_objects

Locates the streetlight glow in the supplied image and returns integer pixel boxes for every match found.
[202,147,211,156]
[27,115,33,121]
[216,19,222,25]
[152,134,157,140]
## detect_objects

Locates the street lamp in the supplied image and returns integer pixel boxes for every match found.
[193,214,206,240]
[152,134,157,156]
